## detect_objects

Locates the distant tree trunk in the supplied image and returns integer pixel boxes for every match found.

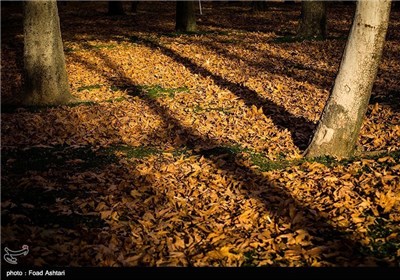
[108,1,124,15]
[57,1,68,8]
[131,1,138,13]
[251,1,267,11]
[2,1,23,8]
[176,1,197,32]
[304,0,392,159]
[298,1,327,39]
[23,0,72,105]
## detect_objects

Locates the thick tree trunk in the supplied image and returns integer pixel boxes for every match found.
[108,1,125,15]
[176,1,197,32]
[304,0,392,159]
[298,1,327,39]
[23,0,72,105]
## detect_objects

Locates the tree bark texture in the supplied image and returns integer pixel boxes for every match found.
[304,0,392,159]
[23,0,72,105]
[176,1,197,32]
[298,1,327,39]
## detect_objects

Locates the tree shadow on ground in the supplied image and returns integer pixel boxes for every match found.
[1,2,399,266]
[129,36,315,150]
[2,2,399,112]
[197,1,300,35]
[1,145,116,266]
[65,42,389,265]
[1,145,118,229]
[195,38,337,92]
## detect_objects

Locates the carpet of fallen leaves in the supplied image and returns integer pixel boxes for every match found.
[1,2,400,267]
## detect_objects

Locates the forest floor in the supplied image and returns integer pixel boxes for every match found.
[1,2,400,266]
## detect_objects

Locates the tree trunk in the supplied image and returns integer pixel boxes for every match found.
[304,0,392,159]
[298,1,327,39]
[131,1,138,13]
[108,1,125,15]
[23,0,72,105]
[176,1,197,32]
[251,1,267,12]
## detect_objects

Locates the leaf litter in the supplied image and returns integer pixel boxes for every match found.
[1,2,399,266]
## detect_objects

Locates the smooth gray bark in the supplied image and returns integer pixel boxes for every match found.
[305,0,392,158]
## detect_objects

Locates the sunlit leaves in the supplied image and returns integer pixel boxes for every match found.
[1,1,399,267]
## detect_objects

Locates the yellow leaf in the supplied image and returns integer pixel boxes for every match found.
[324,176,338,182]
[207,233,227,244]
[130,189,141,197]
[251,105,258,114]
[387,233,398,240]
[378,156,394,163]
[371,206,380,216]
[340,173,352,180]
[392,164,400,171]
[100,210,112,219]
[111,211,119,221]
[351,214,365,224]
[174,236,185,249]
[306,246,328,257]
[381,175,397,181]
[95,202,108,211]
[219,246,241,260]
[238,209,253,223]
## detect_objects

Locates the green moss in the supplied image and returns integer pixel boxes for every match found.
[247,149,400,172]
[77,84,103,92]
[371,150,400,165]
[1,145,117,174]
[108,96,128,103]
[107,145,160,159]
[133,85,189,99]
[198,145,243,158]
[110,85,120,91]
[273,35,325,44]
[369,218,395,239]
[311,155,337,167]
[161,30,230,38]
[357,217,400,260]
[64,47,75,53]
[1,96,130,113]
[250,153,292,171]
[193,104,203,113]
[85,44,116,50]
[219,39,238,44]
[243,250,256,267]
[192,105,234,114]
[197,145,294,172]
[1,145,193,177]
